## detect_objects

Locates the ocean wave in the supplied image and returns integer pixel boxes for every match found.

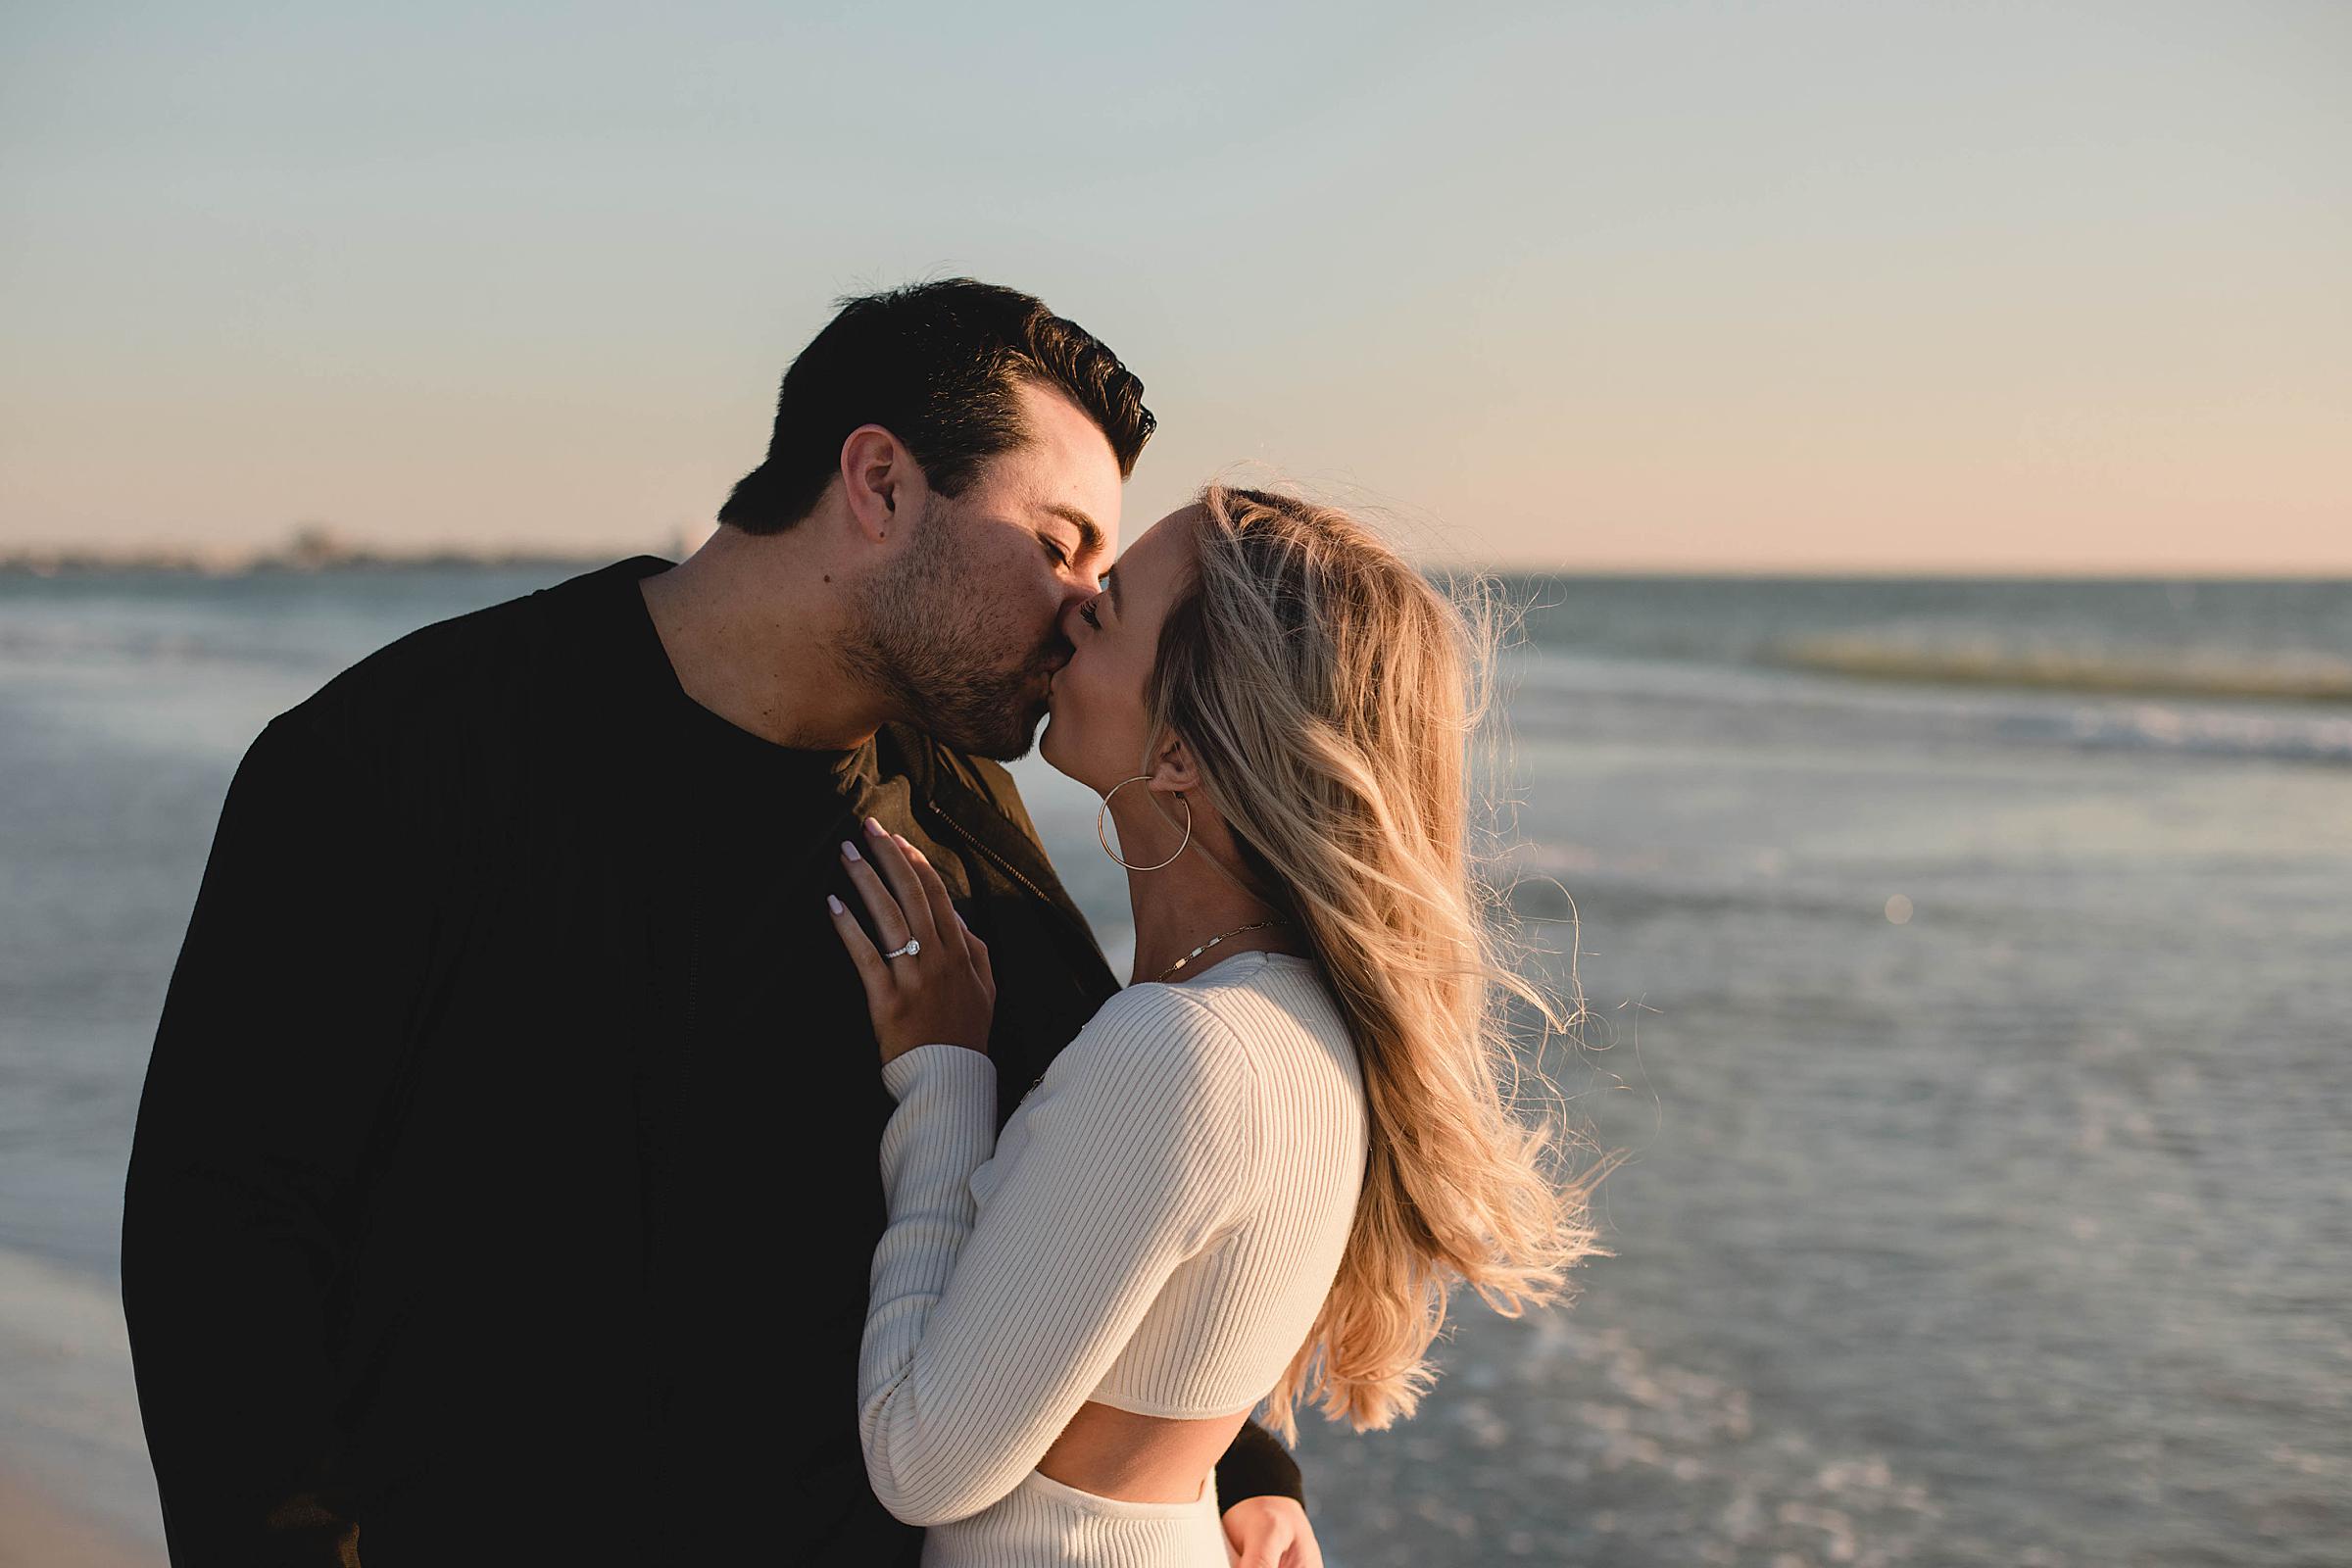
[1772,633,2352,704]
[2002,700,2352,764]
[1503,651,2352,765]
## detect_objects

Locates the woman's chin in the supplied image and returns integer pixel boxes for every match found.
[1037,711,1071,777]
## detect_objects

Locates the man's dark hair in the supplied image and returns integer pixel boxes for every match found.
[716,278,1156,534]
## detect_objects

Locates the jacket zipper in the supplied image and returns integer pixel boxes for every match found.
[925,802,1101,956]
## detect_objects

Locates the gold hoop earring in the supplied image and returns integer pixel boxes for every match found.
[1097,775,1191,871]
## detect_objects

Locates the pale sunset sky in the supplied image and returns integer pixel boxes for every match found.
[3,1,2345,572]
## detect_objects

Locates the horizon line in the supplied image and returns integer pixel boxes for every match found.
[5,540,2347,584]
[5,519,2350,583]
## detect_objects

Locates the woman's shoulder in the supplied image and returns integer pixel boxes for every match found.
[1063,974,1256,1092]
[1023,956,1362,1219]
[1096,954,1363,1111]
[1152,953,1354,1057]
[1047,952,1359,1106]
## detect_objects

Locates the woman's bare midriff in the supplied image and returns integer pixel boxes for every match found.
[1035,1399,1251,1503]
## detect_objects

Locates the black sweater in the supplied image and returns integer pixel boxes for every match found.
[121,556,1301,1565]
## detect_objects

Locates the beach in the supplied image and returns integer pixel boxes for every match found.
[0,1250,157,1565]
[3,564,2347,1565]
[0,1469,153,1568]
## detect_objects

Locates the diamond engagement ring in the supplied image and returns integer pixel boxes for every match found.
[883,938,921,960]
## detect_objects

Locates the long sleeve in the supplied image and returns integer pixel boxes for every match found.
[858,988,1260,1527]
[1214,1419,1303,1509]
[122,714,427,1564]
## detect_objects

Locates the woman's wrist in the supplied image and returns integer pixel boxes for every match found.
[878,1037,990,1067]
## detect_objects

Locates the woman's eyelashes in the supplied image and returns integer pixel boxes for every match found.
[1078,597,1102,630]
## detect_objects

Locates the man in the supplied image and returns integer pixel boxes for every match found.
[122,279,1324,1566]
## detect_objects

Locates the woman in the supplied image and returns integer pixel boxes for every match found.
[827,484,1606,1565]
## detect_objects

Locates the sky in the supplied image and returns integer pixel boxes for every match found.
[2,0,2346,573]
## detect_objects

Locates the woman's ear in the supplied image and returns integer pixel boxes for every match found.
[1146,734,1199,797]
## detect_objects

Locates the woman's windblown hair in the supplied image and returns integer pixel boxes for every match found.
[1149,483,1613,1440]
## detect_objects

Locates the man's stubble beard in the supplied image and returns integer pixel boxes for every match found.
[842,502,1056,761]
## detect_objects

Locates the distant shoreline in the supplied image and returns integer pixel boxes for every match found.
[0,537,622,577]
[0,548,618,577]
[9,518,2352,584]
[0,522,698,577]
[7,551,2347,586]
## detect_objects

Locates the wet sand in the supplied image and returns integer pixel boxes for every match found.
[0,1465,158,1568]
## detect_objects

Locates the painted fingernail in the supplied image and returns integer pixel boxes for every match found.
[826,895,845,914]
[841,840,861,861]
[865,816,886,837]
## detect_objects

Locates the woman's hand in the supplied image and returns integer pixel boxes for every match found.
[1222,1495,1324,1567]
[827,817,996,1065]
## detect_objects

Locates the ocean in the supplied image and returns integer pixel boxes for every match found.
[3,564,2346,1565]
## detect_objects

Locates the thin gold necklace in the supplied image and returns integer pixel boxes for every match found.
[1016,919,1296,1112]
[1156,919,1288,983]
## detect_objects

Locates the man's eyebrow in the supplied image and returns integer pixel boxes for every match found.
[1040,503,1105,562]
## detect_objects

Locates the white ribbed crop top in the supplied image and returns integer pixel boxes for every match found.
[858,951,1369,1533]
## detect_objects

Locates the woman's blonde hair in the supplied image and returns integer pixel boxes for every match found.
[1148,482,1613,1439]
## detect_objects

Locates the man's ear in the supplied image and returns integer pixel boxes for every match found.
[839,424,903,543]
[1146,733,1200,797]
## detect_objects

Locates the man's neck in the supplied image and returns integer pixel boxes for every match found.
[636,528,887,751]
